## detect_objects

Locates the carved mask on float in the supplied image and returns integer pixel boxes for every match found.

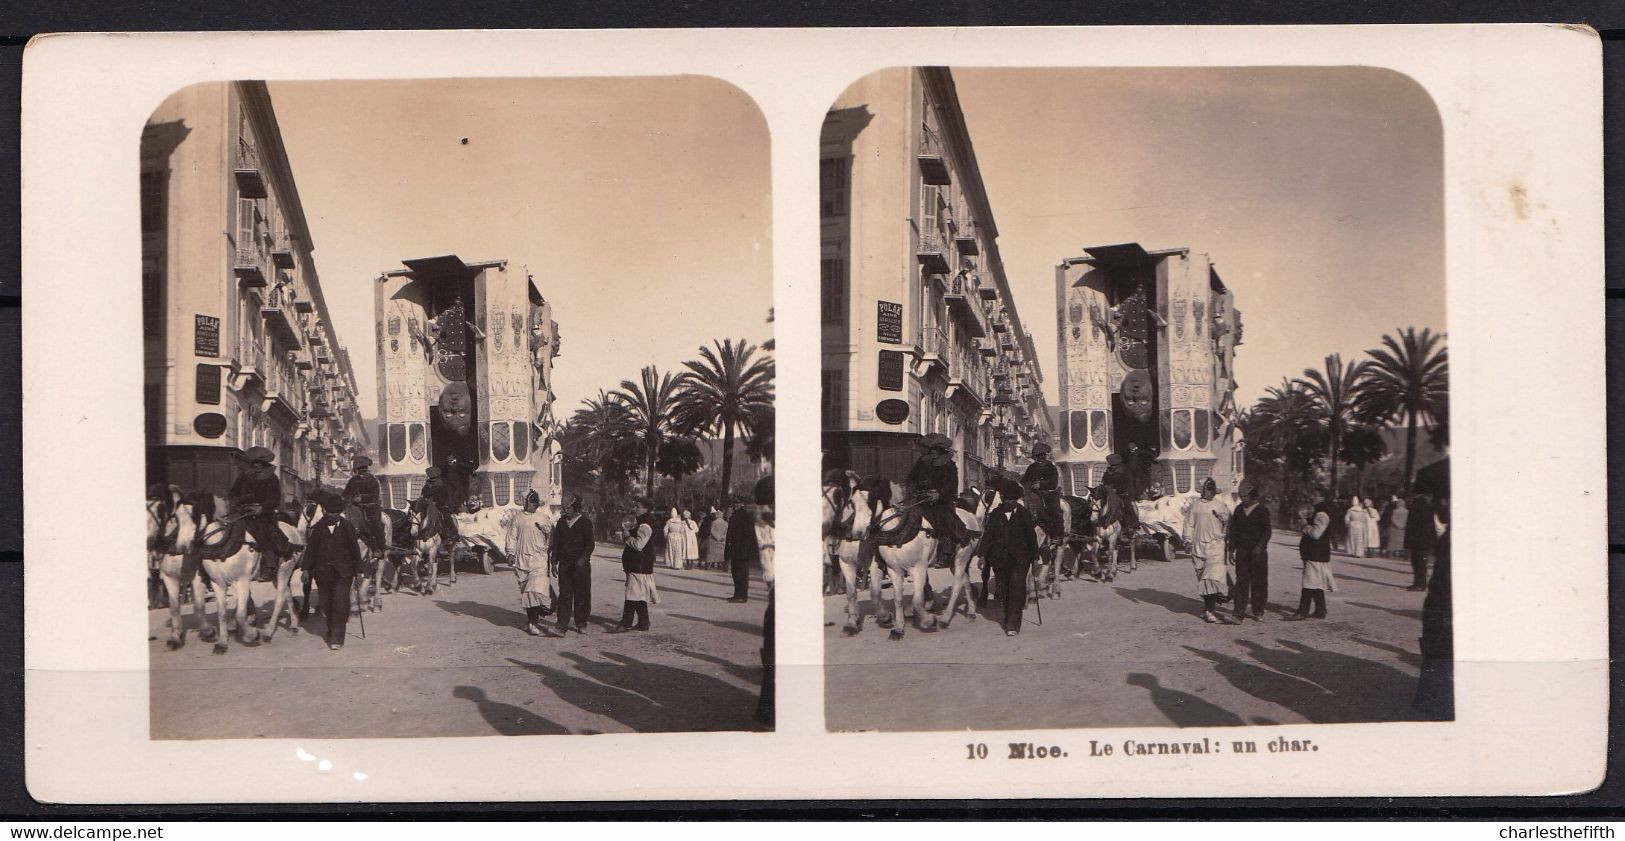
[1119,370,1155,423]
[439,381,473,435]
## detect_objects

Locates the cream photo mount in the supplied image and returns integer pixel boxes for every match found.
[20,25,1606,802]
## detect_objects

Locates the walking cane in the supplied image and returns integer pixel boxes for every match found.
[354,571,367,639]
[1028,563,1043,626]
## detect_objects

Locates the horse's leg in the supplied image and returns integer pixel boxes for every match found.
[372,552,386,611]
[235,563,259,644]
[872,551,895,629]
[162,566,186,649]
[1128,530,1139,573]
[914,552,938,630]
[206,567,230,654]
[840,556,861,636]
[887,557,907,640]
[263,557,293,641]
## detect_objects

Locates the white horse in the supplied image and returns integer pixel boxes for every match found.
[152,492,213,651]
[170,494,262,654]
[825,485,881,636]
[870,494,982,641]
[406,498,448,595]
[933,488,992,628]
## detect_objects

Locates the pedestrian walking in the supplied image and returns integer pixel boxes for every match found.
[981,479,1037,636]
[506,490,556,636]
[1228,483,1272,621]
[680,509,700,566]
[1184,478,1233,624]
[550,495,595,634]
[614,497,660,632]
[1344,496,1371,558]
[1286,486,1336,621]
[663,508,688,570]
[1386,496,1409,556]
[1363,497,1382,556]
[724,496,759,602]
[303,489,362,650]
[704,507,728,569]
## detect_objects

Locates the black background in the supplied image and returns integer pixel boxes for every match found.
[0,0,1622,820]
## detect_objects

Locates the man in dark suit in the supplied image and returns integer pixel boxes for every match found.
[982,479,1039,636]
[724,494,759,602]
[550,495,595,633]
[303,490,363,650]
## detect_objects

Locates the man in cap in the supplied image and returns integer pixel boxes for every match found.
[982,478,1038,635]
[302,489,363,650]
[1021,442,1064,541]
[550,494,596,633]
[906,432,972,566]
[1101,452,1133,500]
[343,456,385,554]
[230,446,290,582]
[420,464,458,541]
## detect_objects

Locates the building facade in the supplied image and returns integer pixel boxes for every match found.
[1053,243,1244,498]
[820,67,1053,490]
[372,256,562,512]
[142,81,367,500]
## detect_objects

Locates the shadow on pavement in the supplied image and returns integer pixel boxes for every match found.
[507,651,765,733]
[1347,635,1424,668]
[1219,638,1420,723]
[1333,573,1408,589]
[673,647,761,682]
[1125,673,1245,727]
[1182,645,1334,721]
[1113,586,1203,617]
[668,613,763,637]
[433,599,528,629]
[1346,601,1423,621]
[451,685,571,736]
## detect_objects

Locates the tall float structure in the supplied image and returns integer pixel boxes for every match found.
[372,255,562,512]
[1054,243,1243,498]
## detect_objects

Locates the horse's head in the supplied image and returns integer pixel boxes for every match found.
[849,488,872,534]
[172,492,215,548]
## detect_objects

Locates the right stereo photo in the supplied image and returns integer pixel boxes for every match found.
[819,66,1449,733]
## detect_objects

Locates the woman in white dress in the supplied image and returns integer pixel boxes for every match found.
[680,509,700,565]
[663,508,688,570]
[1344,496,1371,558]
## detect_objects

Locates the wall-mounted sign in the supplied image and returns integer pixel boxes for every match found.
[878,350,905,392]
[875,399,910,425]
[195,363,221,405]
[876,301,903,344]
[193,412,227,439]
[194,314,221,357]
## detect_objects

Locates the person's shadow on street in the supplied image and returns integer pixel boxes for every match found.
[451,685,571,736]
[1125,673,1245,727]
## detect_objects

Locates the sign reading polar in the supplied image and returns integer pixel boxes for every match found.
[373,254,563,513]
[1054,243,1243,500]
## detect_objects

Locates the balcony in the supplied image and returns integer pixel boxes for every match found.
[231,341,266,392]
[309,400,333,419]
[234,138,267,199]
[976,337,999,358]
[999,333,1016,351]
[916,233,950,274]
[913,326,950,380]
[233,245,266,288]
[261,389,302,424]
[944,272,986,338]
[315,347,332,366]
[260,286,301,347]
[270,232,294,269]
[955,220,981,256]
[989,311,1009,334]
[306,326,325,347]
[917,123,951,186]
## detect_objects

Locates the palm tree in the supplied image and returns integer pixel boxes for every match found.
[1243,378,1322,510]
[673,339,775,508]
[1296,353,1370,497]
[656,436,706,508]
[1353,327,1448,492]
[615,365,686,498]
[565,390,638,506]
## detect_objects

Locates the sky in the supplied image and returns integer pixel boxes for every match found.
[267,76,774,420]
[948,67,1445,407]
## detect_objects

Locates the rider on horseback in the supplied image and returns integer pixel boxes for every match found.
[230,446,291,582]
[1022,442,1064,543]
[421,465,459,541]
[905,433,972,569]
[344,456,386,553]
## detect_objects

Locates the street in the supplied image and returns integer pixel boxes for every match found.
[824,529,1433,732]
[149,544,770,739]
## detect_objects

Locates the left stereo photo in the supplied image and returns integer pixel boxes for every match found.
[141,77,776,739]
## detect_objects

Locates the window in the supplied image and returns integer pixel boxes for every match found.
[140,170,165,231]
[820,255,846,324]
[821,368,846,429]
[236,197,254,247]
[921,185,938,233]
[819,157,848,217]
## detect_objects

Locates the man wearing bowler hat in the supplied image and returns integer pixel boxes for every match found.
[906,432,972,566]
[230,446,291,582]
